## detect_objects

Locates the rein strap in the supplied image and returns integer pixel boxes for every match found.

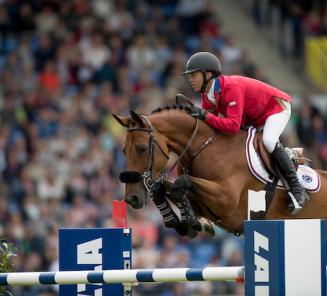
[168,118,199,173]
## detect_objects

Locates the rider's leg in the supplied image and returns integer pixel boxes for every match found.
[262,100,307,211]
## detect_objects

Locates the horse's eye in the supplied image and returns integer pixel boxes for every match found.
[136,144,148,154]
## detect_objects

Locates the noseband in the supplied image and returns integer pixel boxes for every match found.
[119,115,199,196]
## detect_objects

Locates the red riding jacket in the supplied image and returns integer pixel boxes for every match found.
[202,75,292,134]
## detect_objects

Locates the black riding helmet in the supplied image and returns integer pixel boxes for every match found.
[182,52,222,92]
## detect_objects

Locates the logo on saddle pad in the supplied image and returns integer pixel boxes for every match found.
[246,127,321,193]
[302,174,313,183]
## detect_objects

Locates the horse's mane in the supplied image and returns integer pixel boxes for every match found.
[151,103,248,136]
[151,104,193,115]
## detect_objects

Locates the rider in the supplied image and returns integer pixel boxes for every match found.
[182,51,308,214]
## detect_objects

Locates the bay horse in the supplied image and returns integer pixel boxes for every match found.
[113,104,327,238]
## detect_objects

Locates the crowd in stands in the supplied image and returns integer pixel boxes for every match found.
[294,92,327,171]
[0,0,325,295]
[249,0,327,169]
[251,0,327,57]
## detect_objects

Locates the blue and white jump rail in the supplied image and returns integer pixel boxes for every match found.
[0,266,244,285]
[0,219,325,296]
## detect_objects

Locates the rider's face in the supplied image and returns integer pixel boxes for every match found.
[186,71,203,92]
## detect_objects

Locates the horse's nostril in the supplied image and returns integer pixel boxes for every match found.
[126,194,143,209]
[126,194,139,206]
[126,194,137,202]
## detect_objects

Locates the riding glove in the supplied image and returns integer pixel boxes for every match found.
[189,105,207,121]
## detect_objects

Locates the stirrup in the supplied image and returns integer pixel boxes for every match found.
[287,192,303,215]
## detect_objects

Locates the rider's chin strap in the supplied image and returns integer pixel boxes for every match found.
[200,71,216,93]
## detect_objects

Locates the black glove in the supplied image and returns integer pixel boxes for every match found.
[189,105,207,120]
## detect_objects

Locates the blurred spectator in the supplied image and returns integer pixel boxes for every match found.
[220,35,242,73]
[37,169,65,201]
[250,0,327,58]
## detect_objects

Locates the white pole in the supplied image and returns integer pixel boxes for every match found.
[0,266,245,286]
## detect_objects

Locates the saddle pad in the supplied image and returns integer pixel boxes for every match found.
[245,127,321,193]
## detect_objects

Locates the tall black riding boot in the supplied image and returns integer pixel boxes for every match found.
[271,142,307,214]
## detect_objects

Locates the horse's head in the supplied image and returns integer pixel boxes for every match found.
[113,111,170,209]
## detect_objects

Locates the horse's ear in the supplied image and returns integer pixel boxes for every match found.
[129,111,145,127]
[112,113,131,127]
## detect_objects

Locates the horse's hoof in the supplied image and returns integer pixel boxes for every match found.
[198,217,215,236]
[249,210,266,220]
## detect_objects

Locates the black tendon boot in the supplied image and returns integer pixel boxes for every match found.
[272,142,308,214]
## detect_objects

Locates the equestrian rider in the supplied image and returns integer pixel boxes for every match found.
[182,51,308,213]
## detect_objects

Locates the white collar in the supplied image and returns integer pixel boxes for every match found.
[207,79,216,104]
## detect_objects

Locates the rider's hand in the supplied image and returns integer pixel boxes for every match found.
[189,105,208,121]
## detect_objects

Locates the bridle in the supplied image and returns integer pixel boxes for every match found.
[119,115,200,197]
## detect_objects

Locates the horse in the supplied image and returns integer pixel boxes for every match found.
[113,104,327,238]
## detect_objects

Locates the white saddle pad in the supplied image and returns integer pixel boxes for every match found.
[245,127,321,193]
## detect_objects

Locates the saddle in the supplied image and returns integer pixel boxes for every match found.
[253,131,307,176]
[249,130,309,220]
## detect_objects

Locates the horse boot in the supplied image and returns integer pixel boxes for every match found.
[151,181,192,237]
[271,142,308,215]
[171,175,202,232]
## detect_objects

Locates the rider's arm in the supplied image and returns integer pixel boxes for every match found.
[204,86,245,135]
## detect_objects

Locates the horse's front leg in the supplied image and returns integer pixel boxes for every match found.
[151,181,198,239]
[170,176,202,232]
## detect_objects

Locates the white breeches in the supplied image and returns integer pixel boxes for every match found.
[262,101,291,153]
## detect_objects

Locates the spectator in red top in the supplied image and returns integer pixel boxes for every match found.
[182,51,308,214]
[39,60,61,92]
